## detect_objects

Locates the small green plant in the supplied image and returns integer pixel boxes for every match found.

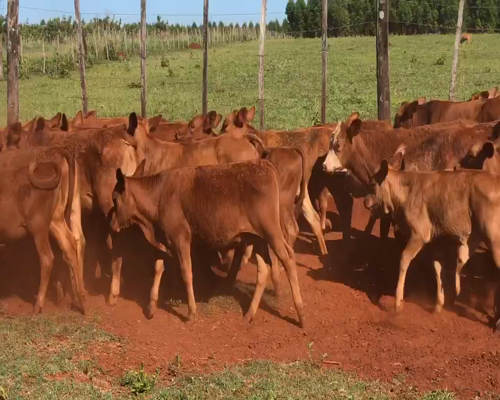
[121,364,159,396]
[160,54,174,76]
[128,80,142,89]
[434,54,446,66]
[167,354,182,377]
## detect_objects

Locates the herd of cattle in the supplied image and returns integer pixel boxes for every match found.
[0,85,499,330]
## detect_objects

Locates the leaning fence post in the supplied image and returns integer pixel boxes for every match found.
[7,0,20,124]
[376,0,391,121]
[259,0,267,131]
[140,0,147,118]
[321,0,328,124]
[202,0,209,116]
[0,34,4,81]
[449,0,465,101]
[74,0,88,115]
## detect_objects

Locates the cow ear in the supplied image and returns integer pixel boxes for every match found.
[417,97,426,105]
[148,115,162,133]
[47,112,62,128]
[346,113,361,143]
[61,113,69,131]
[85,110,98,118]
[247,106,256,122]
[490,87,498,98]
[479,91,490,100]
[203,111,218,132]
[36,117,45,132]
[128,112,138,136]
[482,142,495,159]
[390,150,405,171]
[73,110,83,126]
[115,168,126,193]
[374,159,389,185]
[405,100,420,117]
[133,159,146,177]
[236,107,248,128]
[468,142,483,157]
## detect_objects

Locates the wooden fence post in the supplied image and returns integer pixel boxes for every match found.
[7,0,19,124]
[202,0,209,116]
[321,0,328,124]
[0,34,4,81]
[140,0,147,118]
[124,29,128,54]
[376,0,390,121]
[42,37,46,74]
[449,0,465,101]
[259,0,267,131]
[74,0,88,115]
[104,26,110,60]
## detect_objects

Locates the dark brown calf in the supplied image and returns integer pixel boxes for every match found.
[0,147,86,313]
[110,161,305,327]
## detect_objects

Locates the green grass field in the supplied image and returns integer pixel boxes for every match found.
[0,314,460,400]
[0,34,499,129]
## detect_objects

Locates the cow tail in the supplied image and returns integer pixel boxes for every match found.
[245,133,270,158]
[291,146,307,206]
[56,148,76,230]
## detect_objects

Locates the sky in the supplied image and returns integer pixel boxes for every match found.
[0,0,289,26]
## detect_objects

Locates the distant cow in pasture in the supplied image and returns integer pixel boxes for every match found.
[461,32,471,45]
[189,43,201,50]
[364,158,500,332]
[110,161,306,327]
[0,146,86,314]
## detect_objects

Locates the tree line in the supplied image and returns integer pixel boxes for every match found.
[0,14,288,42]
[285,0,500,37]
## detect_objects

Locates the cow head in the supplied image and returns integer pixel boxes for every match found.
[220,106,256,135]
[393,97,426,128]
[364,159,395,216]
[322,112,362,175]
[457,139,500,174]
[110,168,137,232]
[178,111,222,139]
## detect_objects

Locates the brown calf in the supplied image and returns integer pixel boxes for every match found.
[394,97,488,128]
[110,161,305,327]
[221,106,336,252]
[0,146,86,313]
[460,32,471,45]
[365,159,500,331]
[152,111,222,142]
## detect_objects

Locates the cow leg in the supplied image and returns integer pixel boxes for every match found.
[318,187,332,231]
[148,259,165,318]
[243,245,270,324]
[268,236,305,328]
[455,236,479,297]
[433,259,445,313]
[50,220,87,314]
[364,212,378,236]
[329,184,353,242]
[175,238,196,321]
[226,244,250,287]
[380,215,391,240]
[33,233,55,314]
[301,187,328,255]
[269,248,281,297]
[108,234,122,306]
[395,235,424,313]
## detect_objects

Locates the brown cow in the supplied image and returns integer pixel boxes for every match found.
[153,111,222,142]
[0,146,86,313]
[4,119,140,295]
[393,97,488,128]
[460,32,471,45]
[469,86,498,101]
[110,161,306,327]
[364,159,500,331]
[457,137,500,174]
[221,106,336,253]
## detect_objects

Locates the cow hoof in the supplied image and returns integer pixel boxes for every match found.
[495,319,500,334]
[243,313,253,324]
[55,283,65,305]
[147,303,157,319]
[299,316,306,329]
[32,304,42,315]
[108,294,118,306]
[325,220,333,231]
[434,304,443,313]
[187,313,196,323]
[395,303,404,314]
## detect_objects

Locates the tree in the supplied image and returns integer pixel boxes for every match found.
[249,21,254,29]
[285,0,298,36]
[296,0,308,37]
[306,0,322,38]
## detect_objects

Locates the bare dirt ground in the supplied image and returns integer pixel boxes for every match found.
[1,197,500,399]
